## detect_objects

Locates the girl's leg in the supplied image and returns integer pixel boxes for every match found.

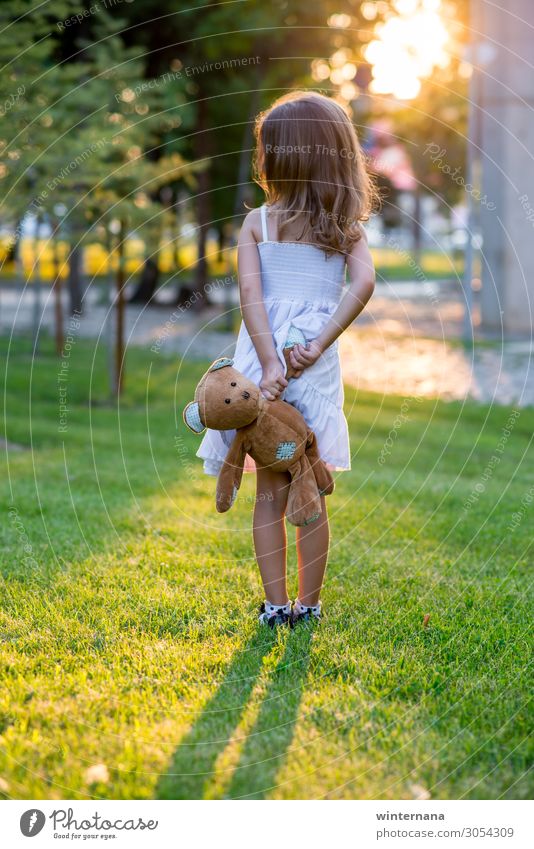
[253,467,290,605]
[296,496,329,606]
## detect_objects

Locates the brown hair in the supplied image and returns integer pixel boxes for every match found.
[254,91,375,255]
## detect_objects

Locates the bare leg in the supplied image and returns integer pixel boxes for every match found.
[296,496,329,606]
[253,467,290,605]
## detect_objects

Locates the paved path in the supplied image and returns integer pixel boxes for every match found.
[2,280,532,407]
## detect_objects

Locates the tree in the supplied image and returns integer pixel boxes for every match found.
[0,1,83,347]
[63,23,197,394]
[0,1,197,385]
[117,0,362,305]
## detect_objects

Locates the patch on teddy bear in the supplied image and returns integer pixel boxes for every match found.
[275,440,297,460]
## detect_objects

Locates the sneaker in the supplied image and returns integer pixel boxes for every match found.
[258,601,291,628]
[291,599,322,626]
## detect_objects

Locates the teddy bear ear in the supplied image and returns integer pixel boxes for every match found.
[183,401,205,433]
[283,325,306,349]
[208,357,234,372]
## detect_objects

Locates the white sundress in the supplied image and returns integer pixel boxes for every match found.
[197,204,351,475]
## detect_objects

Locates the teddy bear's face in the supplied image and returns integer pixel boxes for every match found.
[184,358,262,432]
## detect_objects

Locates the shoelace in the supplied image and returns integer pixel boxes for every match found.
[269,611,286,624]
[295,603,320,619]
[260,603,290,628]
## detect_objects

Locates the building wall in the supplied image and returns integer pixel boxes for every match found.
[479,0,534,335]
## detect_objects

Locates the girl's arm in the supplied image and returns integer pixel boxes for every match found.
[289,228,375,373]
[238,211,288,400]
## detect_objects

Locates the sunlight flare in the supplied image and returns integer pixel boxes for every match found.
[366,0,450,100]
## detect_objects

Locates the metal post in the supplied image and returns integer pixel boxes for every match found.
[462,0,480,341]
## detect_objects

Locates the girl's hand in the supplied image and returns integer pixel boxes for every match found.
[260,360,288,400]
[288,339,324,376]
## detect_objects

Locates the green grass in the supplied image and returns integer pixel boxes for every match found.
[372,248,463,281]
[0,336,532,800]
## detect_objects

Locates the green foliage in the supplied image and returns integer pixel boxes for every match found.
[0,2,197,240]
[117,0,368,226]
[0,0,471,238]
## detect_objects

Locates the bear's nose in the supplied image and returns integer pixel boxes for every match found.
[242,390,250,400]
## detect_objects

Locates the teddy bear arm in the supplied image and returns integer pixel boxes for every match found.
[306,430,335,495]
[286,454,322,527]
[283,346,299,380]
[216,430,248,513]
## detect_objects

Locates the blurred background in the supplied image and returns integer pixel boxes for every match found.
[1,0,532,403]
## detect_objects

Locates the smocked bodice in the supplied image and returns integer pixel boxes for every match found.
[258,241,346,305]
[198,204,351,476]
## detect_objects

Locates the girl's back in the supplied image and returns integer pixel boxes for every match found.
[198,91,375,476]
[196,90,376,627]
[257,203,346,308]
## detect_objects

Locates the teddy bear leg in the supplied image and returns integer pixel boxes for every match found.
[286,455,322,527]
[305,431,335,496]
[216,431,247,513]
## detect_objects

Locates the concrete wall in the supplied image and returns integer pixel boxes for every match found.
[478,0,534,335]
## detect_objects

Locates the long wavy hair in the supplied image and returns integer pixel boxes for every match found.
[254,91,375,255]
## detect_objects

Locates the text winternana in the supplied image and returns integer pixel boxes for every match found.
[376,812,445,821]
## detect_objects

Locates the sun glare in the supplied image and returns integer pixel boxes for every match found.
[365,0,450,100]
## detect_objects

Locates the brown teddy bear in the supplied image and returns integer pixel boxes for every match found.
[183,357,334,526]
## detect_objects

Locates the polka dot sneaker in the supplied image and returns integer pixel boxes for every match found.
[258,601,292,628]
[290,599,322,626]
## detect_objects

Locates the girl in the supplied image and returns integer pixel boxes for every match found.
[198,91,375,627]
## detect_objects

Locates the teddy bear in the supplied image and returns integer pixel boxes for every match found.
[183,357,334,526]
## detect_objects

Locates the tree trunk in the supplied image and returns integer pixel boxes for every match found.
[31,215,43,354]
[68,242,84,316]
[52,220,64,355]
[105,228,115,399]
[192,94,211,308]
[6,220,21,264]
[411,186,422,268]
[194,200,209,299]
[129,257,160,304]
[217,227,225,264]
[114,221,126,397]
[129,215,162,304]
[174,199,182,270]
[233,76,261,220]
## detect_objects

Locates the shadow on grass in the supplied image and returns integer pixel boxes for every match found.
[157,625,313,800]
[227,626,313,799]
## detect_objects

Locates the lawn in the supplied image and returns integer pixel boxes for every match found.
[0,336,532,800]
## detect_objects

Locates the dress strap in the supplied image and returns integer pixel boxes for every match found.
[260,204,269,242]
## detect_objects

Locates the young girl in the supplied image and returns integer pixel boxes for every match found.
[198,91,375,627]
